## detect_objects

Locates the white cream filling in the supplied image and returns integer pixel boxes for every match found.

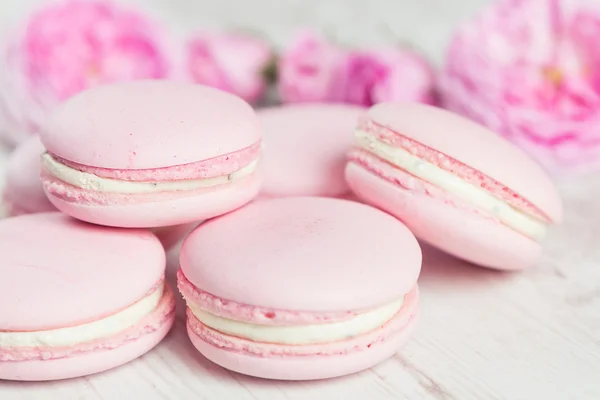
[354,130,547,240]
[0,283,164,348]
[41,153,259,194]
[189,297,404,345]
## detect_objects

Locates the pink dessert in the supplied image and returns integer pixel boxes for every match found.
[258,104,365,199]
[0,213,175,381]
[2,136,56,216]
[39,80,262,228]
[178,197,421,380]
[346,102,562,270]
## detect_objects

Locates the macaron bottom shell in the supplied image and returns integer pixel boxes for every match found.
[345,162,541,270]
[0,285,176,381]
[0,320,173,381]
[185,287,419,381]
[43,172,262,228]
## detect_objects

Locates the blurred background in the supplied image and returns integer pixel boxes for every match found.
[0,0,487,63]
[2,0,599,178]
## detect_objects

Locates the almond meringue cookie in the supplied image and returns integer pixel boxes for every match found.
[346,102,562,270]
[40,81,262,228]
[178,197,421,380]
[0,213,175,381]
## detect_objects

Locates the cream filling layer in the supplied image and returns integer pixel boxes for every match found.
[354,130,547,240]
[0,283,164,348]
[42,153,259,194]
[189,297,404,345]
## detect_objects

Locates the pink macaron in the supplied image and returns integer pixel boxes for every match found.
[178,197,421,380]
[39,80,262,228]
[346,102,562,270]
[0,136,190,249]
[259,104,365,199]
[0,213,175,381]
[2,136,56,216]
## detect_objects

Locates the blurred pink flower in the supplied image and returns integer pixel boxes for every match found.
[278,31,346,103]
[441,0,600,175]
[186,33,273,104]
[278,31,436,106]
[338,49,436,106]
[0,0,173,146]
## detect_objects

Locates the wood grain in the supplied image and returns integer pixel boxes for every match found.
[0,1,599,398]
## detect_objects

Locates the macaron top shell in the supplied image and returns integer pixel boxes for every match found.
[259,104,365,198]
[41,81,261,169]
[366,103,562,222]
[4,136,55,212]
[180,197,421,312]
[0,213,165,331]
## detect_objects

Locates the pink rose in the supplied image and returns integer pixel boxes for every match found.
[278,31,346,103]
[337,48,437,106]
[278,31,436,106]
[186,32,273,104]
[0,0,173,146]
[441,0,600,176]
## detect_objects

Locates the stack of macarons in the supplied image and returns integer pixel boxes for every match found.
[0,79,561,382]
[0,80,264,381]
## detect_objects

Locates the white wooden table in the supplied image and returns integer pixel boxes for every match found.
[1,0,599,398]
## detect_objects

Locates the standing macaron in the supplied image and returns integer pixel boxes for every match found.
[346,102,562,270]
[259,104,365,199]
[2,136,56,216]
[178,197,421,380]
[0,213,175,381]
[40,81,262,228]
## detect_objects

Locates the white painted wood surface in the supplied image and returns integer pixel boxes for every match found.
[0,0,599,398]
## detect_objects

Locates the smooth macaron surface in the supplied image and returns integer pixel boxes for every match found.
[180,196,421,312]
[363,102,562,222]
[259,104,365,198]
[41,80,261,169]
[0,213,165,331]
[2,136,56,215]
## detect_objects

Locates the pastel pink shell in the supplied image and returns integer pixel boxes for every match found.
[258,104,365,198]
[41,81,261,169]
[180,196,421,312]
[0,213,165,330]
